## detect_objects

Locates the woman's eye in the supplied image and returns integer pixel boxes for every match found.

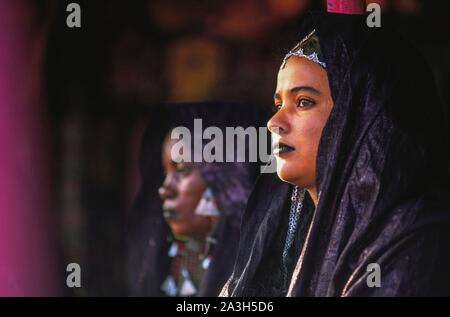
[273,103,282,113]
[176,164,192,176]
[297,98,315,108]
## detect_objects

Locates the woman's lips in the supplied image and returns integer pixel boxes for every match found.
[273,141,295,155]
[163,204,180,220]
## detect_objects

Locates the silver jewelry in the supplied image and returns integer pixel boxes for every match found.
[281,29,327,69]
[281,186,306,288]
[283,186,306,260]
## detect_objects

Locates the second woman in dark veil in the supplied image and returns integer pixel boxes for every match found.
[222,12,450,297]
[128,101,261,296]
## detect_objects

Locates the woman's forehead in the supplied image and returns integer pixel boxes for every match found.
[276,57,328,95]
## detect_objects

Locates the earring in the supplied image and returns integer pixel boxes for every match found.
[194,188,220,217]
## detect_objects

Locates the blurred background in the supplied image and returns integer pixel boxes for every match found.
[0,0,449,296]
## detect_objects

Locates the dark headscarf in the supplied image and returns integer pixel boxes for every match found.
[222,12,450,297]
[127,101,261,296]
[127,110,170,297]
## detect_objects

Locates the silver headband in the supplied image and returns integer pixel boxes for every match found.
[281,29,327,69]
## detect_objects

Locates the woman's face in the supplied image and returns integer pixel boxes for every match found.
[268,56,333,190]
[158,136,212,237]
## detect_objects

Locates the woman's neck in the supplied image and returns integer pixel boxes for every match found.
[307,187,318,207]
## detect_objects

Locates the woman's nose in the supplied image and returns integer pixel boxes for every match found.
[159,174,177,200]
[267,106,289,135]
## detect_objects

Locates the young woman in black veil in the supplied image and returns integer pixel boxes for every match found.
[128,102,260,296]
[221,12,450,297]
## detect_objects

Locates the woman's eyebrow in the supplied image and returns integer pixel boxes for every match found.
[290,86,321,95]
[274,85,321,100]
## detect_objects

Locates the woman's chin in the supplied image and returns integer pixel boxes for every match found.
[276,167,297,184]
[169,224,190,237]
[170,222,210,238]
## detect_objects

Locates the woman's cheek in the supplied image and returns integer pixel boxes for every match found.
[300,113,326,151]
[288,113,325,182]
[179,179,201,211]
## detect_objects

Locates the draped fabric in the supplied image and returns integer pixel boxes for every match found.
[222,12,450,297]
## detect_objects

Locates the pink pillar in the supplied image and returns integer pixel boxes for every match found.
[327,0,366,14]
[0,0,59,296]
